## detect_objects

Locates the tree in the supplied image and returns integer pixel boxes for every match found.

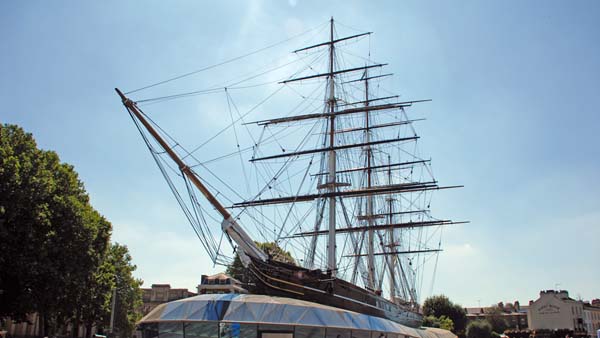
[438,316,455,332]
[423,295,452,316]
[226,242,296,283]
[422,295,467,334]
[67,209,114,337]
[423,315,454,331]
[105,243,143,338]
[72,243,142,338]
[78,254,115,338]
[466,320,492,338]
[0,124,112,335]
[423,315,439,327]
[485,305,508,334]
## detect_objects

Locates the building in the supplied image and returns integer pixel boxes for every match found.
[1,313,98,338]
[196,273,247,295]
[583,303,600,337]
[528,290,586,332]
[466,301,529,330]
[141,284,196,315]
[2,313,41,338]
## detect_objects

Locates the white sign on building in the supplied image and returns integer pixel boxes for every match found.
[528,290,585,332]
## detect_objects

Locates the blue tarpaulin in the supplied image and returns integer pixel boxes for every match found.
[139,294,455,338]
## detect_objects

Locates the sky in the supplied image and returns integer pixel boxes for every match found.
[1,0,599,308]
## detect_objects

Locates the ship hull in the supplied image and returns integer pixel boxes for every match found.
[248,258,423,328]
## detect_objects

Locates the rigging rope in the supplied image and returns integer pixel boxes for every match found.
[135,50,321,105]
[127,108,220,262]
[125,20,329,94]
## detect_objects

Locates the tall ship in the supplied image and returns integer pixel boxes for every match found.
[116,18,465,328]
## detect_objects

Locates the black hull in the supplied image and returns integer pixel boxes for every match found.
[247,258,423,328]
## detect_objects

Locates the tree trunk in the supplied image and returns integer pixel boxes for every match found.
[38,312,47,338]
[72,310,80,338]
[85,322,93,338]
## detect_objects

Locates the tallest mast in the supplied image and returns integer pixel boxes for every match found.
[327,17,337,277]
[364,68,377,290]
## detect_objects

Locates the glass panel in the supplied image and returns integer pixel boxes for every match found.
[371,333,386,338]
[159,323,183,338]
[326,328,351,338]
[220,323,257,338]
[240,324,258,338]
[296,326,325,338]
[259,325,292,332]
[351,331,369,338]
[184,322,219,338]
[143,323,159,338]
[260,334,293,338]
[258,324,293,338]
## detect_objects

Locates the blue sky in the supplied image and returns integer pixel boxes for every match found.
[2,0,599,307]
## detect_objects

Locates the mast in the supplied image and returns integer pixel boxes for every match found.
[327,17,337,277]
[387,156,396,300]
[116,20,467,321]
[115,88,268,265]
[364,67,376,290]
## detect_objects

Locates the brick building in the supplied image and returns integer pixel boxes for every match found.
[196,273,247,295]
[466,301,529,330]
[141,284,196,315]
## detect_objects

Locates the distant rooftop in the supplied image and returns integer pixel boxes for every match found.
[201,272,242,284]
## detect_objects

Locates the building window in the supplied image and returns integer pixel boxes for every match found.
[295,327,325,338]
[142,323,158,338]
[258,325,293,334]
[260,333,292,338]
[325,328,351,338]
[220,323,256,338]
[258,325,293,338]
[184,322,219,338]
[370,332,386,338]
[350,330,369,338]
[159,322,184,338]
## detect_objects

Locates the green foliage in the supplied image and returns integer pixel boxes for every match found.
[0,124,110,323]
[466,320,492,338]
[423,315,436,326]
[257,242,296,264]
[106,243,143,338]
[422,295,467,334]
[423,315,454,332]
[438,316,455,332]
[226,253,249,283]
[77,243,143,337]
[0,124,142,337]
[226,241,296,282]
[78,252,116,334]
[484,305,508,334]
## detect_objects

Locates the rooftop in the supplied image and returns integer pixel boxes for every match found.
[139,293,456,338]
